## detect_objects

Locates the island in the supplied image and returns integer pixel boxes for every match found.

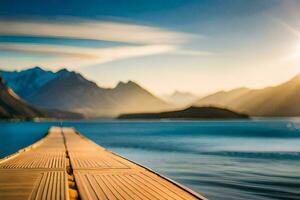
[118,106,249,120]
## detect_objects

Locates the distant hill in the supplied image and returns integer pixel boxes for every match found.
[118,106,249,119]
[0,67,171,117]
[162,91,198,106]
[194,74,300,116]
[0,76,83,120]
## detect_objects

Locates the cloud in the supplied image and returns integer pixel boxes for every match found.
[172,49,215,56]
[0,42,176,69]
[0,19,198,45]
[0,18,211,69]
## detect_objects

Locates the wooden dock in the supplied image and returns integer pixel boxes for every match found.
[0,127,207,200]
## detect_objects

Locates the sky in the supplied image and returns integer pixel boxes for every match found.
[1,0,300,96]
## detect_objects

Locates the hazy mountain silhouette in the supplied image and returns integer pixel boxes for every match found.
[1,67,171,117]
[162,91,198,106]
[195,74,300,116]
[118,106,249,119]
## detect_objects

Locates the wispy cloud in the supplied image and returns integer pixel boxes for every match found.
[172,49,215,56]
[0,42,176,69]
[0,19,197,45]
[0,19,210,69]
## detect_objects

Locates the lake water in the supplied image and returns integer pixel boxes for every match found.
[1,119,300,199]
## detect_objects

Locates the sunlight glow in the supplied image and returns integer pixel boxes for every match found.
[297,41,300,58]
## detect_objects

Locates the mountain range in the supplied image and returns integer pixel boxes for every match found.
[0,67,171,117]
[194,74,300,116]
[2,66,300,117]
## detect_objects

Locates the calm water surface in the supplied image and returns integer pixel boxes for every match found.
[1,119,300,200]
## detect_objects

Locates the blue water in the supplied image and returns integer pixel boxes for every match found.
[1,119,300,200]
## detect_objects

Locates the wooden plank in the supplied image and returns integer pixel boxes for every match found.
[28,171,68,200]
[0,170,41,200]
[0,170,68,200]
[69,152,130,170]
[0,152,65,169]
